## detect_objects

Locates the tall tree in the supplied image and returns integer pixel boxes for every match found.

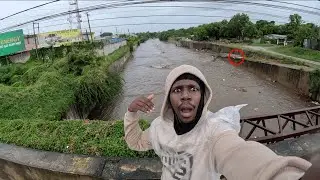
[227,13,251,39]
[243,22,259,38]
[204,22,221,40]
[294,23,318,46]
[194,26,209,41]
[256,20,276,36]
[287,14,302,39]
[219,19,230,38]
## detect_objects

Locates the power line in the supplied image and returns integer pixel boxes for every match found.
[0,0,61,21]
[81,18,287,30]
[42,15,232,28]
[85,22,205,29]
[206,0,320,16]
[2,0,319,33]
[38,4,288,28]
[267,0,320,12]
[89,14,286,23]
[105,5,287,19]
[41,14,288,29]
[0,0,163,32]
[40,7,169,25]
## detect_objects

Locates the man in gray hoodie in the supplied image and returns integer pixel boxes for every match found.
[124,64,311,180]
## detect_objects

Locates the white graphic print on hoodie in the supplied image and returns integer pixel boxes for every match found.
[124,65,311,180]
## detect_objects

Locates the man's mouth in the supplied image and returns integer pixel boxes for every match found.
[179,105,194,119]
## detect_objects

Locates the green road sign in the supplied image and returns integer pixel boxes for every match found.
[0,29,25,57]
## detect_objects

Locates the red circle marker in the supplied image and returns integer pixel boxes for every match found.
[227,48,245,66]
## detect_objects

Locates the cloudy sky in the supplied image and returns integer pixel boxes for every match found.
[0,0,319,36]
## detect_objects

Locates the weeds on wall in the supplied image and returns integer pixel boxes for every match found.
[309,69,320,100]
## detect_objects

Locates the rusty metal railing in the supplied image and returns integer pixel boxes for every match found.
[240,106,320,144]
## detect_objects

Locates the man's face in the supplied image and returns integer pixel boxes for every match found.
[169,79,201,123]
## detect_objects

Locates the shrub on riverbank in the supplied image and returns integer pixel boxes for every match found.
[0,72,75,120]
[0,39,148,158]
[0,119,156,158]
[310,69,320,100]
[0,43,130,121]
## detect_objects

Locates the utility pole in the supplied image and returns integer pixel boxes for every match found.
[85,29,89,41]
[115,27,118,36]
[75,0,81,30]
[68,0,82,30]
[85,12,93,42]
[32,22,39,61]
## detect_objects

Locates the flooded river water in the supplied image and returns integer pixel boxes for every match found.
[104,39,313,123]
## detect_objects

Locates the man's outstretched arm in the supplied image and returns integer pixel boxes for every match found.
[124,94,155,151]
[211,130,311,180]
[124,111,153,151]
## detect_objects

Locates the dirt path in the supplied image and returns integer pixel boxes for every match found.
[243,45,320,68]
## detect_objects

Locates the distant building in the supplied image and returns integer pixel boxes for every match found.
[9,34,37,63]
[303,39,320,51]
[264,34,288,46]
[24,34,37,51]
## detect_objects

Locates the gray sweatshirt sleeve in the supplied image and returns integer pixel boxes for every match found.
[124,111,153,151]
[211,130,311,180]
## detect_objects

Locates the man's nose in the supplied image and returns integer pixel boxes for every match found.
[181,90,191,100]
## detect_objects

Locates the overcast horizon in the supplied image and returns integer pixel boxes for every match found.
[0,1,319,36]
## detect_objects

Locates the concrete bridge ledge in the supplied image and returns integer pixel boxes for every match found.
[1,132,320,179]
[0,143,106,179]
[0,142,162,180]
[267,133,320,160]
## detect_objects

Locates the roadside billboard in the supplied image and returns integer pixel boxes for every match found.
[0,29,25,57]
[37,29,82,48]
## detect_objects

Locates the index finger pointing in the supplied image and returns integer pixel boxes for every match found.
[147,94,155,101]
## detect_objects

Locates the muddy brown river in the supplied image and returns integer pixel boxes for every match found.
[103,39,314,124]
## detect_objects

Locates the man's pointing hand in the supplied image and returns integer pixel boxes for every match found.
[128,94,155,113]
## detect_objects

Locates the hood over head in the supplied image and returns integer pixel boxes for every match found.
[161,65,213,129]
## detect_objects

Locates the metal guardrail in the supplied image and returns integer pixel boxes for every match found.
[240,106,320,144]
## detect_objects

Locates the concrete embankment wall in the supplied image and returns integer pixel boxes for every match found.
[179,40,313,99]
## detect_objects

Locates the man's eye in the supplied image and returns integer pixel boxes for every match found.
[191,87,199,91]
[173,88,181,93]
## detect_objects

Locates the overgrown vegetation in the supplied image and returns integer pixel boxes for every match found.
[270,46,320,62]
[309,69,320,100]
[140,13,320,48]
[0,119,156,157]
[0,40,132,121]
[0,38,151,158]
[0,36,152,158]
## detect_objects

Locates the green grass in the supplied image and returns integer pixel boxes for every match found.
[0,72,76,120]
[270,46,320,62]
[222,43,307,66]
[0,40,147,158]
[0,45,130,121]
[0,119,156,158]
[250,43,275,47]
